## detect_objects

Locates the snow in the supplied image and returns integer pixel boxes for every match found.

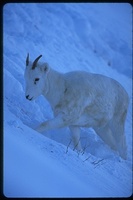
[3,2,132,198]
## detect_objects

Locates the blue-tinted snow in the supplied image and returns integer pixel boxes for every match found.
[3,3,132,198]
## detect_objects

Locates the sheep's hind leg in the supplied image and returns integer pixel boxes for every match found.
[94,124,117,152]
[109,113,127,160]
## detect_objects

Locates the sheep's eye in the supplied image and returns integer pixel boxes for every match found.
[35,78,39,82]
[34,78,40,84]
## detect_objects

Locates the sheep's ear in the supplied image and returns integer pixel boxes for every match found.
[43,63,49,72]
[40,63,49,73]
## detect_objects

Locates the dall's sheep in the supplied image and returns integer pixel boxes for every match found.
[24,54,129,159]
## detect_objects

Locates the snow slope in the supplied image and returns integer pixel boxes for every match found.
[3,3,132,197]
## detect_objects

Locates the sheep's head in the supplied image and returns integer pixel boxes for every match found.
[24,53,49,101]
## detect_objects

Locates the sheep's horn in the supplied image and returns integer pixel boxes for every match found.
[26,53,29,66]
[32,55,42,70]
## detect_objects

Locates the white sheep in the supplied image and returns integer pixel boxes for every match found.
[24,54,129,159]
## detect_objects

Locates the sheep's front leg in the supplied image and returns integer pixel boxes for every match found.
[35,115,65,133]
[69,126,82,151]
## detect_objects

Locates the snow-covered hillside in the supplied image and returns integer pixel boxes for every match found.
[3,3,132,197]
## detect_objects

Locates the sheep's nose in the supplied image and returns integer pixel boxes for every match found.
[26,95,29,99]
